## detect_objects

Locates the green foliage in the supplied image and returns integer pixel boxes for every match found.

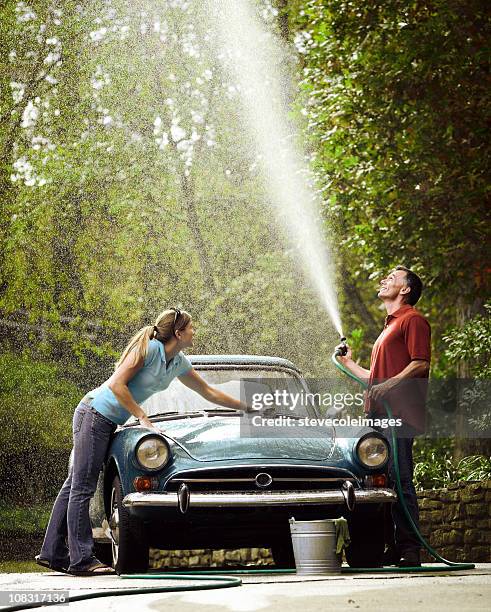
[0,561,47,573]
[0,0,337,372]
[443,303,491,378]
[0,351,80,502]
[413,439,491,489]
[200,252,337,377]
[0,502,51,535]
[0,351,79,454]
[291,0,491,364]
[3,0,488,374]
[0,1,489,511]
[346,328,365,361]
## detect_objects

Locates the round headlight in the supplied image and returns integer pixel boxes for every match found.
[357,436,389,468]
[136,436,170,471]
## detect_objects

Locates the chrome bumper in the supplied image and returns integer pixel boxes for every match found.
[122,488,396,509]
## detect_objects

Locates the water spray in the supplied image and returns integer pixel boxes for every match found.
[208,0,343,338]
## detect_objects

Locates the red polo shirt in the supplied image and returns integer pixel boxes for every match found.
[365,304,431,432]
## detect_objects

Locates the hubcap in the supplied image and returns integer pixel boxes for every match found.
[109,487,119,564]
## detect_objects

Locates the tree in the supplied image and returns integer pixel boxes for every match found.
[289,0,490,369]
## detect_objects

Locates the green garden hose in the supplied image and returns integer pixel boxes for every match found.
[331,351,475,571]
[2,574,242,612]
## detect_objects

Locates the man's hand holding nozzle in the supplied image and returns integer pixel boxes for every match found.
[335,337,351,363]
[333,338,371,382]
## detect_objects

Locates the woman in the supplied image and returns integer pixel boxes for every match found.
[36,308,246,575]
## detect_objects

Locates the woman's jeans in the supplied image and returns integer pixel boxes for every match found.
[39,402,116,571]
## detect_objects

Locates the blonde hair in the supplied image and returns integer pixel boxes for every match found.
[115,309,192,370]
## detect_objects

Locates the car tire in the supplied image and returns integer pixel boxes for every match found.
[345,506,385,568]
[271,542,296,569]
[110,474,149,574]
[93,542,113,566]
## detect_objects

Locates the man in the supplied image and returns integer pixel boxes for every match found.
[338,265,431,567]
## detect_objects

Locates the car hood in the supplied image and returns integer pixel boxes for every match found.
[154,415,337,461]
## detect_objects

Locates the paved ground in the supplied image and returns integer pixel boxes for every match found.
[0,565,490,612]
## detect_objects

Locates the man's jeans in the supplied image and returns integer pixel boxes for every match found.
[385,422,421,554]
[39,402,116,571]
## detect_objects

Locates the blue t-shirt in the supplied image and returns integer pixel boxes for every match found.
[87,339,193,425]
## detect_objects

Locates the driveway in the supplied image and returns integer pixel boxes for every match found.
[0,565,489,612]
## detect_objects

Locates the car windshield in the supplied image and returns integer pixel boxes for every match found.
[141,367,313,418]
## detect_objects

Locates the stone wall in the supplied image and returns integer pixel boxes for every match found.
[150,480,491,569]
[150,547,273,569]
[417,480,491,563]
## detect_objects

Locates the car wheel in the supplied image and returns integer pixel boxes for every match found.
[345,506,385,568]
[271,542,296,569]
[109,474,149,574]
[93,542,113,566]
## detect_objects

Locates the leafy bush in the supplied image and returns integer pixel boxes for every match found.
[0,350,81,502]
[443,302,491,378]
[0,502,51,535]
[413,439,491,489]
[0,350,80,451]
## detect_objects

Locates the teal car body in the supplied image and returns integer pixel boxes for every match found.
[89,355,396,572]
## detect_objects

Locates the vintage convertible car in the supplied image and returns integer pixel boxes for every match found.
[88,355,397,573]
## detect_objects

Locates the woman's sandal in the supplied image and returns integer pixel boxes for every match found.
[69,560,115,576]
[35,555,70,574]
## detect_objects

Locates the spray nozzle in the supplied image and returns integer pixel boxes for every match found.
[334,337,348,357]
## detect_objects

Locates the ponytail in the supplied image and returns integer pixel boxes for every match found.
[114,325,154,370]
[115,308,191,371]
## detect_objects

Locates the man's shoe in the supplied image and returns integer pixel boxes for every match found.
[398,550,421,567]
[382,547,400,566]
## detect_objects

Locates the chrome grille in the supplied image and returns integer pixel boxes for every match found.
[165,465,358,493]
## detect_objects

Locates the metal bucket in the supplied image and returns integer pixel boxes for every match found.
[289,517,341,575]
